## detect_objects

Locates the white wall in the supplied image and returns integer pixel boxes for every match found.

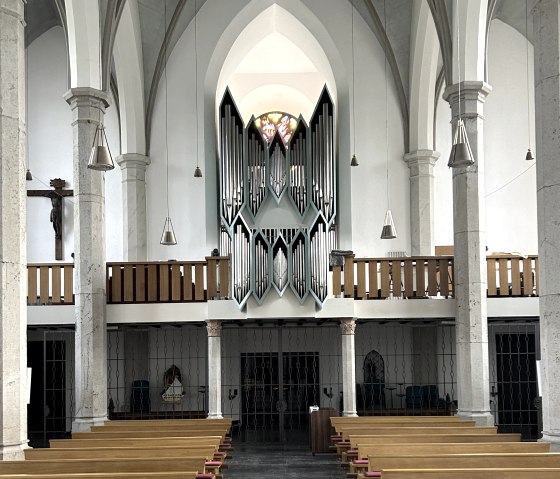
[434,20,538,254]
[26,26,123,263]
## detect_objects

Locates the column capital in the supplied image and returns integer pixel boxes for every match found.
[116,153,151,170]
[340,318,356,335]
[443,81,492,104]
[206,320,223,337]
[404,150,440,169]
[63,87,111,110]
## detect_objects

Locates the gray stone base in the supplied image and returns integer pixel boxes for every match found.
[541,433,560,451]
[72,416,108,432]
[207,413,224,419]
[0,441,28,461]
[457,411,494,426]
[342,411,358,417]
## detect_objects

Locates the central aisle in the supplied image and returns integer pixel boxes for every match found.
[226,442,345,479]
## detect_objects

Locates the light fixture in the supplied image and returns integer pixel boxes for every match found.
[193,0,203,178]
[160,0,177,246]
[525,0,534,161]
[448,0,474,168]
[381,210,397,240]
[380,0,396,239]
[350,1,358,167]
[26,169,33,181]
[88,6,114,171]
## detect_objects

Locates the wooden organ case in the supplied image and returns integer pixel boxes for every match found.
[219,87,337,307]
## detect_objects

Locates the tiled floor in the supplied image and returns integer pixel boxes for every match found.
[226,442,345,479]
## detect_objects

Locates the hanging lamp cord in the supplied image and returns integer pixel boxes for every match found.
[351,0,356,156]
[383,0,389,209]
[525,0,531,150]
[456,0,461,121]
[195,0,200,170]
[164,0,170,218]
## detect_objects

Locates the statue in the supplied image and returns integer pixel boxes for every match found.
[50,196,62,239]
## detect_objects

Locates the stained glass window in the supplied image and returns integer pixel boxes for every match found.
[254,112,298,144]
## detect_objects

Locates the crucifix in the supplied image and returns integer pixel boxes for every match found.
[27,178,74,260]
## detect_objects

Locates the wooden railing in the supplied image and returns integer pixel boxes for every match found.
[333,256,454,300]
[333,254,539,300]
[486,255,539,297]
[106,257,230,304]
[27,263,74,305]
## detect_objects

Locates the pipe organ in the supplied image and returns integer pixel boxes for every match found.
[219,87,337,307]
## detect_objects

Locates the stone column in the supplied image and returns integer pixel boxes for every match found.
[340,319,357,417]
[64,87,110,431]
[532,0,560,449]
[116,154,150,261]
[206,321,223,419]
[404,150,440,256]
[443,81,493,426]
[0,0,28,460]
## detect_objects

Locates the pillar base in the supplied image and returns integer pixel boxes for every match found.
[0,441,29,460]
[457,410,494,426]
[342,411,358,417]
[207,413,224,419]
[541,433,560,451]
[72,416,108,432]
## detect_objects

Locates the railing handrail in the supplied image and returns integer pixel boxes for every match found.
[352,255,454,262]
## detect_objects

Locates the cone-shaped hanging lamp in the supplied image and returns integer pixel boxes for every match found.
[350,154,359,167]
[160,216,177,245]
[380,209,397,239]
[88,125,115,171]
[448,119,474,168]
[26,169,33,181]
[194,165,203,177]
[525,148,535,161]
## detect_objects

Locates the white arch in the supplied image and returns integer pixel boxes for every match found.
[113,0,145,154]
[201,0,351,248]
[409,0,440,151]
[64,0,101,88]
[453,0,488,82]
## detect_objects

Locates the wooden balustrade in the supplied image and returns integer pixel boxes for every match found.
[27,263,74,305]
[106,257,230,304]
[332,255,539,300]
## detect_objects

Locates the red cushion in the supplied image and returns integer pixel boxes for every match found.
[365,473,381,478]
[347,449,358,454]
[353,459,369,465]
[213,452,226,457]
[196,475,214,479]
[336,441,350,445]
[205,461,222,467]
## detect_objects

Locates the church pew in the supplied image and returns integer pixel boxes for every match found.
[365,453,560,475]
[0,473,199,479]
[331,416,460,425]
[25,445,218,460]
[73,429,226,439]
[102,419,232,428]
[378,468,560,479]
[0,457,208,476]
[349,442,551,475]
[50,436,223,450]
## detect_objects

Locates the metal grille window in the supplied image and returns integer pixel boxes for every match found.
[107,324,208,419]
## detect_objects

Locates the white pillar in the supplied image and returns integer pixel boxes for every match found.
[532,0,560,449]
[340,319,357,417]
[116,153,150,261]
[444,81,493,426]
[404,150,440,256]
[0,0,28,460]
[64,87,109,431]
[206,320,223,419]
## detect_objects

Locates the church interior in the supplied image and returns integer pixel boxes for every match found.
[2,0,560,476]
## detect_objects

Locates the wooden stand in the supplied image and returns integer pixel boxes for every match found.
[309,407,338,454]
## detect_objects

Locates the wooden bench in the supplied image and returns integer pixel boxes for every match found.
[72,429,228,440]
[378,468,560,479]
[350,442,551,475]
[25,446,218,460]
[50,437,223,450]
[0,457,208,475]
[102,419,231,428]
[0,473,199,479]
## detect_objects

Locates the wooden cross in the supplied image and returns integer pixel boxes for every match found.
[27,178,74,260]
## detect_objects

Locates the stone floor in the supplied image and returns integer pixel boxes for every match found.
[226,442,345,479]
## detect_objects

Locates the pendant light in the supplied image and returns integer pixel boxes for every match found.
[88,7,114,171]
[350,1,358,167]
[380,0,396,239]
[193,0,203,178]
[448,0,474,168]
[525,0,534,161]
[160,0,177,245]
